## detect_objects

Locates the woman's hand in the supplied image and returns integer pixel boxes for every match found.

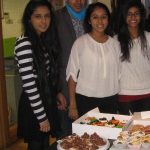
[57,92,67,111]
[39,119,50,132]
[68,106,79,120]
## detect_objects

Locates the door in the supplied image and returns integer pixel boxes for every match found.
[0,0,29,148]
[0,0,9,148]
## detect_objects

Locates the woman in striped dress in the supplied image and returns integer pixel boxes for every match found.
[14,1,58,150]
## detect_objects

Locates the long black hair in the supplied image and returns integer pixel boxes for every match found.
[110,0,128,34]
[22,0,59,103]
[118,0,147,61]
[84,2,113,36]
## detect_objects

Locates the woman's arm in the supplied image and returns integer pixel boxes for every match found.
[66,39,81,120]
[14,36,50,132]
[68,76,78,120]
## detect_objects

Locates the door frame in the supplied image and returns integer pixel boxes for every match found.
[0,0,16,148]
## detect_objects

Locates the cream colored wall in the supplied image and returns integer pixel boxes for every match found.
[96,0,111,11]
[2,0,29,38]
[2,0,111,39]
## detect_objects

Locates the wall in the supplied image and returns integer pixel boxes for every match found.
[2,0,111,39]
[97,0,111,11]
[1,0,27,126]
[2,0,29,38]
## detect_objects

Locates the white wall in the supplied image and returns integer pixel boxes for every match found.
[2,0,111,38]
[2,0,29,38]
[96,0,111,11]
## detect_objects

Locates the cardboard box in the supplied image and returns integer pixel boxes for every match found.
[134,120,150,125]
[133,111,150,120]
[130,112,150,128]
[128,119,150,128]
[72,108,133,139]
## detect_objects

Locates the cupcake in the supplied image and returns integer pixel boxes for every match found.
[119,131,129,139]
[142,140,150,149]
[128,142,141,150]
[113,140,127,149]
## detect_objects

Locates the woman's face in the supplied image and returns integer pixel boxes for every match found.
[89,7,108,34]
[30,6,51,35]
[126,6,141,30]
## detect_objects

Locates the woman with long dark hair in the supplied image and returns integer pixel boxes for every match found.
[66,2,120,120]
[14,0,58,149]
[118,0,150,115]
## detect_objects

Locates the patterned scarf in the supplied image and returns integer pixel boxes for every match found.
[66,3,86,21]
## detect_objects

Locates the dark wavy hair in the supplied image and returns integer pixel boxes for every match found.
[22,0,59,102]
[84,2,113,36]
[118,0,147,61]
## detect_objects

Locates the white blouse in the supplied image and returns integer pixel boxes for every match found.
[66,34,120,98]
[119,32,150,95]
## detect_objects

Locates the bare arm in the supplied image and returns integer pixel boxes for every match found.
[68,76,78,120]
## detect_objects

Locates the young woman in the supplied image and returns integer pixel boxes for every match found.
[66,2,120,120]
[118,0,150,115]
[14,1,58,149]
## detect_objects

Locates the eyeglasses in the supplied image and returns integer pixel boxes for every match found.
[127,12,140,18]
[32,14,51,20]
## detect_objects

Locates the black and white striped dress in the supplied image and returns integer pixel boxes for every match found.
[15,35,52,142]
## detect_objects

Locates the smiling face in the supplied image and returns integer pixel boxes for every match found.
[66,0,86,12]
[126,6,141,30]
[30,6,51,35]
[89,7,108,35]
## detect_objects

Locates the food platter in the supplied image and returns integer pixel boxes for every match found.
[80,116,127,128]
[57,133,110,150]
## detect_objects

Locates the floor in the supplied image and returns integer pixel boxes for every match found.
[1,136,56,150]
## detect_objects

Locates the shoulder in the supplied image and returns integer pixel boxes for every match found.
[145,31,150,47]
[108,36,120,46]
[145,31,150,39]
[55,7,69,25]
[55,7,67,17]
[74,34,88,45]
[15,34,32,53]
[70,34,88,52]
[15,34,31,46]
[112,34,118,40]
[108,36,121,56]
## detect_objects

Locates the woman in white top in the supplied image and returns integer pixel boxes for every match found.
[66,2,120,120]
[117,0,150,115]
